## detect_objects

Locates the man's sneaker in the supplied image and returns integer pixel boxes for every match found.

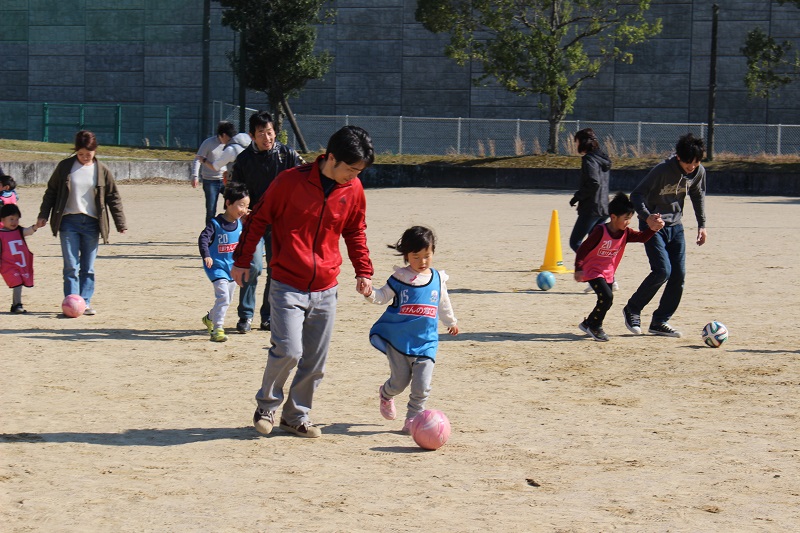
[279,418,322,438]
[379,385,396,420]
[579,320,610,342]
[10,303,27,314]
[253,408,275,435]
[210,328,228,342]
[648,322,682,338]
[611,281,620,292]
[259,319,271,331]
[83,307,96,316]
[202,313,213,334]
[622,306,642,335]
[401,416,416,435]
[236,318,252,334]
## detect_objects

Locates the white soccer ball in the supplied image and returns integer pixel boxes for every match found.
[702,321,728,348]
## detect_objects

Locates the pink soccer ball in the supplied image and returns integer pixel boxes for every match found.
[410,409,451,450]
[61,294,86,318]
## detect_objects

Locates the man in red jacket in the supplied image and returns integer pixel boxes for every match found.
[232,125,375,438]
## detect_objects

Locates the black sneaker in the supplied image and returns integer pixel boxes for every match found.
[259,319,270,331]
[648,322,682,338]
[10,303,27,314]
[253,408,275,435]
[622,306,642,335]
[579,320,610,342]
[236,318,252,333]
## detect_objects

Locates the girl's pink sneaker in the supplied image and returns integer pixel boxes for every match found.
[379,386,396,420]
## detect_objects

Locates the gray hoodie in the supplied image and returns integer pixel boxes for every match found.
[630,155,706,228]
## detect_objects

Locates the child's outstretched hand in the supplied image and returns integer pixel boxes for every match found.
[204,257,213,268]
[448,325,459,336]
[574,271,584,282]
[646,213,665,231]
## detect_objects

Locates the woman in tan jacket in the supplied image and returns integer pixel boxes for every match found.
[37,130,126,316]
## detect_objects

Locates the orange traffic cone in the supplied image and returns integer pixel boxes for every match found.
[537,209,572,274]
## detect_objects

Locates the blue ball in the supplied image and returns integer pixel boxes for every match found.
[537,271,556,291]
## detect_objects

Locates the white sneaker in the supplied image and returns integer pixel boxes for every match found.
[611,281,620,292]
[583,284,593,293]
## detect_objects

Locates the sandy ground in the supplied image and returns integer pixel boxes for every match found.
[1,181,798,532]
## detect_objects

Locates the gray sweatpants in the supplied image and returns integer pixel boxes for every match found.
[210,279,236,329]
[381,344,435,420]
[255,280,337,425]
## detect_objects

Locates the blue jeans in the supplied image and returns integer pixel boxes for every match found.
[627,223,686,325]
[202,178,223,224]
[238,232,273,323]
[59,214,100,305]
[569,213,607,252]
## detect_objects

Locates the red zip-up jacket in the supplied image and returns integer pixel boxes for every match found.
[232,155,373,292]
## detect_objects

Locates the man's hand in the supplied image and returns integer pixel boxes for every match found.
[569,197,578,207]
[191,177,198,189]
[696,227,707,246]
[646,213,665,231]
[356,277,372,296]
[204,257,213,268]
[231,265,249,287]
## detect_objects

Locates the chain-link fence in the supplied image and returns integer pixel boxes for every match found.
[213,101,800,158]
[6,99,796,157]
[0,101,174,147]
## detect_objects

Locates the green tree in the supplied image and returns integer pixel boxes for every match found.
[416,0,661,153]
[741,1,800,99]
[219,0,332,133]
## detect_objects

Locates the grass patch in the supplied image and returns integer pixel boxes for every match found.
[2,138,799,172]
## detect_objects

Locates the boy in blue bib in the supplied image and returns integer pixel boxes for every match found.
[198,182,250,342]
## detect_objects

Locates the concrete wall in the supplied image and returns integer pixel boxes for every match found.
[294,0,800,125]
[5,159,797,196]
[4,160,192,185]
[1,1,800,147]
[358,165,800,197]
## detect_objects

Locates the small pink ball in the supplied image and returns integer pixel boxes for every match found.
[61,294,86,318]
[410,409,451,450]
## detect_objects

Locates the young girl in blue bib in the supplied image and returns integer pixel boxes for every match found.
[198,182,250,342]
[365,226,459,433]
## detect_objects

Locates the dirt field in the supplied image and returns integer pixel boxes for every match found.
[2,182,798,532]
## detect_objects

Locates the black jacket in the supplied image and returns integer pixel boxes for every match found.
[229,141,304,206]
[571,149,611,217]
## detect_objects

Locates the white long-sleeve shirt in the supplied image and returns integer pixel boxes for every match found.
[365,265,457,328]
[210,133,252,172]
[192,135,226,181]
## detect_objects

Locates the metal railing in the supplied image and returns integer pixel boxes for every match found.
[213,101,800,157]
[0,101,173,147]
[3,98,798,157]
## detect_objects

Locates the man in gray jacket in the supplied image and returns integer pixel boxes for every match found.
[192,121,236,224]
[622,133,707,338]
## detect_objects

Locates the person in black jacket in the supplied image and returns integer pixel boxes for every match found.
[229,111,304,333]
[568,128,612,254]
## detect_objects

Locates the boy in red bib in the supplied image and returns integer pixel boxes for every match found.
[0,204,39,313]
[574,192,663,341]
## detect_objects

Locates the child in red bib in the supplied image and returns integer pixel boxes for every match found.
[0,203,39,313]
[574,192,663,341]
